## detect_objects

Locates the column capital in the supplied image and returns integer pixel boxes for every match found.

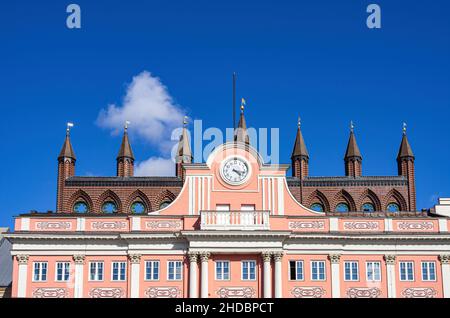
[384,254,396,265]
[17,254,29,265]
[188,252,198,263]
[273,251,284,262]
[200,251,210,262]
[73,254,86,264]
[128,254,142,264]
[439,254,450,264]
[328,254,341,264]
[262,252,272,262]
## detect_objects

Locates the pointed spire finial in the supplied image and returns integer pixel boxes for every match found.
[240,98,246,112]
[66,122,74,136]
[183,116,188,127]
[350,120,354,133]
[297,116,301,129]
[124,120,130,131]
[402,122,407,135]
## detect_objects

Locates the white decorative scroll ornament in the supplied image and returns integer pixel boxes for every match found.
[216,287,255,298]
[401,288,437,298]
[145,287,181,298]
[397,221,434,231]
[36,221,72,230]
[145,220,182,230]
[89,288,124,298]
[91,221,127,230]
[346,287,381,298]
[33,288,68,298]
[73,254,85,264]
[343,221,379,230]
[291,287,326,298]
[328,254,341,264]
[128,254,141,264]
[288,221,325,230]
[17,254,29,265]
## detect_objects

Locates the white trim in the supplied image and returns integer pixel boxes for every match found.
[74,261,84,298]
[130,261,140,298]
[441,262,450,298]
[131,217,140,231]
[277,178,284,215]
[17,262,28,297]
[330,261,340,298]
[329,218,338,231]
[386,260,396,298]
[439,218,448,233]
[219,156,252,186]
[384,218,393,232]
[21,218,30,231]
[188,177,194,215]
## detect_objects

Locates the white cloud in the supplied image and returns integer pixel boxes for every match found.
[134,157,175,176]
[97,71,185,176]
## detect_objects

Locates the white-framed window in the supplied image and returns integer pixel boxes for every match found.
[344,261,359,281]
[399,261,414,281]
[111,262,126,281]
[216,204,230,211]
[242,260,256,280]
[145,261,160,281]
[241,205,255,211]
[366,261,381,281]
[289,260,304,281]
[215,261,230,280]
[421,262,436,281]
[89,262,104,281]
[167,261,182,281]
[55,262,70,282]
[311,261,326,281]
[33,262,48,282]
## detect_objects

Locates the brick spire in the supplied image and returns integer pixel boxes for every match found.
[397,123,416,211]
[117,121,134,177]
[291,117,309,180]
[176,117,193,179]
[344,121,362,177]
[397,123,414,160]
[58,125,76,161]
[234,98,250,145]
[56,123,76,212]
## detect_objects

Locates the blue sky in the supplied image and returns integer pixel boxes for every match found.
[0,0,449,228]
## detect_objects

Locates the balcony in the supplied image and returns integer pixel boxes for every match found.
[200,210,270,230]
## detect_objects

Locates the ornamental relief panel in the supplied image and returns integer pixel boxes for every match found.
[145,220,183,231]
[346,287,381,298]
[33,288,68,298]
[90,221,128,231]
[89,288,124,298]
[401,288,437,298]
[35,221,72,231]
[290,287,326,298]
[216,287,256,298]
[145,287,181,298]
[342,221,381,231]
[288,221,325,231]
[396,221,434,231]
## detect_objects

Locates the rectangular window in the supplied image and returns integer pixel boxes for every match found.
[215,261,230,280]
[89,262,104,281]
[241,205,255,211]
[145,261,160,281]
[56,262,70,282]
[289,261,304,281]
[366,262,381,281]
[242,261,256,280]
[421,262,436,281]
[399,261,414,281]
[33,262,48,282]
[311,261,326,281]
[216,204,230,211]
[112,262,126,281]
[344,261,359,281]
[168,261,182,280]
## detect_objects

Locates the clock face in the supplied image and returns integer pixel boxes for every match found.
[221,158,250,185]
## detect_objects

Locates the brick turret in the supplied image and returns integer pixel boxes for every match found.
[56,123,76,212]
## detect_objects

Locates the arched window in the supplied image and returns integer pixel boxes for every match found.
[159,201,172,210]
[335,203,350,212]
[387,203,400,212]
[362,203,375,212]
[102,201,118,214]
[131,201,146,214]
[73,201,89,213]
[310,203,324,212]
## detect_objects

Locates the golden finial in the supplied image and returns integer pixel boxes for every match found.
[240,98,246,112]
[402,122,407,135]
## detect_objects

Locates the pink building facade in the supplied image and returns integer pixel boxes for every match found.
[6,142,450,298]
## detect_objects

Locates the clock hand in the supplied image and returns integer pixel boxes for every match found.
[232,168,243,176]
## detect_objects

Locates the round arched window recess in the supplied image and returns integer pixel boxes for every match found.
[159,201,172,210]
[310,203,324,212]
[102,201,118,214]
[387,203,400,212]
[362,203,375,212]
[131,201,146,214]
[335,203,350,212]
[73,201,89,214]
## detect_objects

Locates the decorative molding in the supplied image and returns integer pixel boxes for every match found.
[291,287,326,298]
[33,288,68,298]
[89,288,124,298]
[145,287,181,298]
[288,221,325,230]
[397,221,434,231]
[262,252,272,262]
[73,254,85,264]
[328,254,341,264]
[273,252,283,262]
[343,221,379,230]
[200,251,210,262]
[401,288,437,298]
[216,287,255,298]
[145,220,183,230]
[346,287,381,298]
[439,254,450,264]
[188,252,198,263]
[128,254,141,264]
[384,254,396,265]
[91,221,127,230]
[17,254,29,265]
[36,221,72,230]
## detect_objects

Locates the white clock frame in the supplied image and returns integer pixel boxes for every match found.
[219,156,252,186]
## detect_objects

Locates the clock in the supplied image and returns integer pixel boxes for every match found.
[220,157,250,185]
